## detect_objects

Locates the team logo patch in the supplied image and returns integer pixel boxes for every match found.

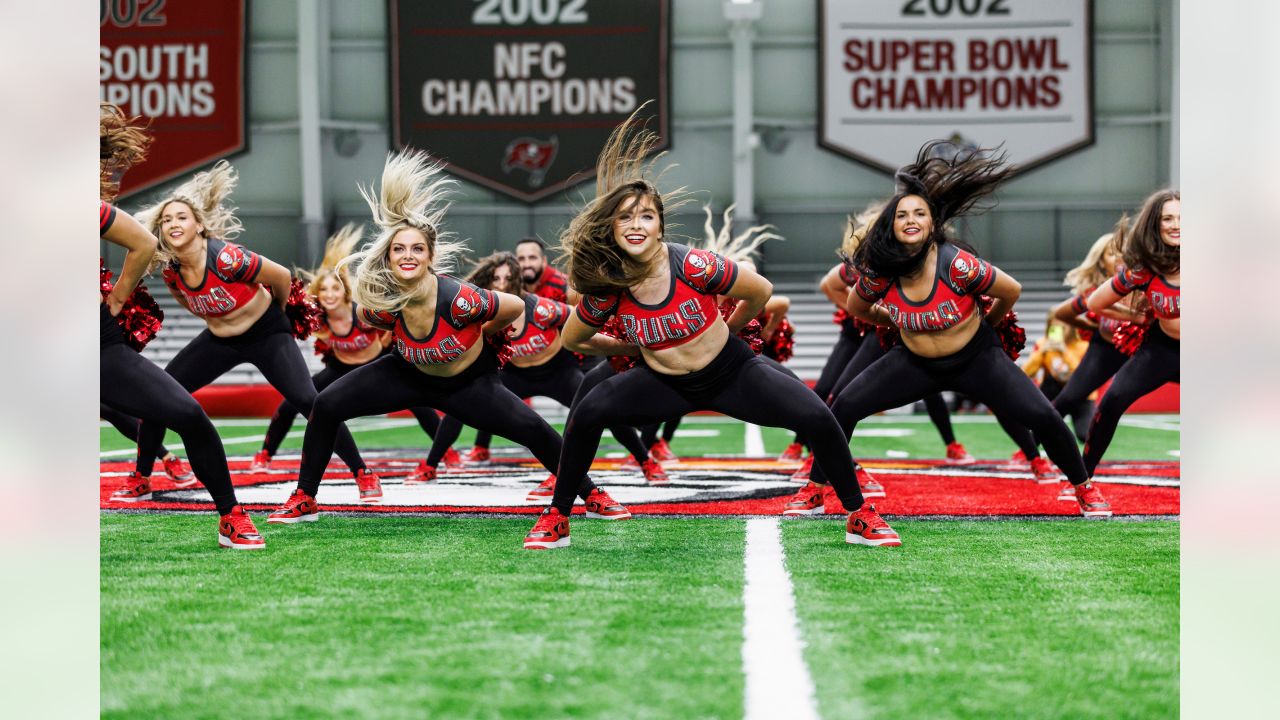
[950,254,979,287]
[533,299,557,328]
[216,244,248,278]
[451,285,488,323]
[683,249,722,288]
[501,136,559,188]
[582,294,617,321]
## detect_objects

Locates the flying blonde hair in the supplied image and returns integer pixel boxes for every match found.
[99,102,151,201]
[696,204,782,265]
[340,149,468,313]
[559,104,691,296]
[134,160,243,271]
[298,223,365,301]
[1064,214,1129,295]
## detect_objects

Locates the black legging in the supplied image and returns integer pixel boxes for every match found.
[791,323,865,449]
[1082,323,1179,475]
[261,354,440,457]
[100,404,170,459]
[100,305,239,514]
[999,334,1130,449]
[640,417,682,448]
[295,350,597,501]
[814,322,1089,486]
[551,336,866,514]
[426,350,648,468]
[1039,376,1094,442]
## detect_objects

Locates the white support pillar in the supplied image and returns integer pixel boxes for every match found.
[298,0,327,264]
[725,1,763,229]
[1169,0,1179,187]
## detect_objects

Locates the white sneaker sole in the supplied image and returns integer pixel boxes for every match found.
[845,533,902,547]
[525,493,553,503]
[219,535,266,550]
[266,513,319,525]
[359,496,382,504]
[585,511,632,521]
[171,480,199,489]
[1080,508,1113,518]
[1035,475,1062,484]
[111,493,152,503]
[523,537,570,549]
[861,489,887,499]
[782,506,824,516]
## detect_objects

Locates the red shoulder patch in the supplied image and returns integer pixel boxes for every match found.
[533,298,557,328]
[682,248,717,284]
[216,244,249,278]
[450,285,487,324]
[949,252,979,288]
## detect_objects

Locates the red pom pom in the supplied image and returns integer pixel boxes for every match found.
[737,318,765,355]
[485,327,516,368]
[601,316,639,373]
[991,311,1027,360]
[832,308,849,326]
[763,317,795,362]
[875,324,901,350]
[101,258,165,351]
[283,278,323,340]
[1111,321,1147,356]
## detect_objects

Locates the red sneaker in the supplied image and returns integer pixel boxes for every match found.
[1076,482,1113,518]
[945,442,975,464]
[267,489,319,524]
[442,447,465,469]
[783,481,827,515]
[845,505,902,546]
[778,442,806,462]
[464,446,491,465]
[249,449,272,472]
[1030,457,1061,483]
[790,456,814,483]
[110,472,152,502]
[218,506,265,550]
[405,461,437,485]
[525,474,557,502]
[857,465,886,498]
[619,454,641,471]
[1057,481,1077,501]
[1009,449,1029,467]
[524,507,570,549]
[641,458,670,484]
[163,456,197,488]
[650,438,677,462]
[584,488,632,520]
[354,468,383,503]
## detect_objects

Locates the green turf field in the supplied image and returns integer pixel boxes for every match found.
[101,415,1179,719]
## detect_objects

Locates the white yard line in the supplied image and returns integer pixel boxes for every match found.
[744,423,766,458]
[98,418,413,458]
[742,518,821,720]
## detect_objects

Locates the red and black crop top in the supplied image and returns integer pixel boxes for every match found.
[360,274,499,366]
[576,243,739,350]
[508,295,569,358]
[316,304,385,356]
[1109,266,1180,320]
[852,243,996,332]
[162,237,265,318]
[532,265,570,303]
[1067,286,1134,340]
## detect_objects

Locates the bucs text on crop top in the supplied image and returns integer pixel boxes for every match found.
[1109,266,1180,320]
[316,303,385,356]
[359,274,499,365]
[575,243,739,350]
[507,295,569,358]
[852,243,996,332]
[161,237,265,318]
[532,265,569,303]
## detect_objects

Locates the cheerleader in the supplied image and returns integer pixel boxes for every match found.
[811,141,1112,518]
[268,150,630,524]
[248,224,447,501]
[99,103,261,548]
[129,162,378,497]
[524,112,900,549]
[1078,189,1179,487]
[412,252,664,493]
[100,405,196,487]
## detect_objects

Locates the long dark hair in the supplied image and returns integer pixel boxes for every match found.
[854,141,1015,278]
[1123,189,1179,277]
[467,251,523,297]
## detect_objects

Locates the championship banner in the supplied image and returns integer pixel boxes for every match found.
[99,0,248,199]
[819,0,1092,174]
[390,0,671,203]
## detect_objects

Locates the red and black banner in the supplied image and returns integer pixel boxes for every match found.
[99,0,248,199]
[389,0,671,203]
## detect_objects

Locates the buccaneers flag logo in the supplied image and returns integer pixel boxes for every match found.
[451,285,488,324]
[501,136,559,188]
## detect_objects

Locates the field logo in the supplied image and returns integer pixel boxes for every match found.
[502,136,558,188]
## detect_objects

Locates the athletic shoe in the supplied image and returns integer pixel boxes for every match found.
[354,468,383,503]
[266,489,319,524]
[464,445,491,465]
[584,488,632,520]
[1009,449,1029,466]
[857,465,886,499]
[945,442,976,464]
[1057,481,1077,501]
[1076,482,1113,518]
[442,447,465,470]
[619,454,642,471]
[525,474,557,502]
[641,458,670,484]
[249,449,271,472]
[790,456,814,483]
[783,481,827,516]
[405,461,437,485]
[524,507,571,549]
[846,505,902,547]
[110,472,152,502]
[1030,457,1061,483]
[650,438,677,462]
[778,442,806,462]
[163,456,198,488]
[218,506,265,550]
